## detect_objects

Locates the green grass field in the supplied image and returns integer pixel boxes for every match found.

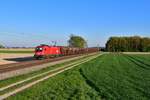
[0,49,34,53]
[8,54,150,100]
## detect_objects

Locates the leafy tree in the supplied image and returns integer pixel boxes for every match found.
[68,35,87,48]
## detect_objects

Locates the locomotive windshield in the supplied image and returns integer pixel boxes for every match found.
[36,47,43,51]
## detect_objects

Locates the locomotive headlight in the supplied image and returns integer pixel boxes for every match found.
[39,48,43,50]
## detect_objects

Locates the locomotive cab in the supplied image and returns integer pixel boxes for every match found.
[34,46,45,59]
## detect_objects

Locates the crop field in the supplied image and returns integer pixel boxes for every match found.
[0,49,34,53]
[7,54,150,100]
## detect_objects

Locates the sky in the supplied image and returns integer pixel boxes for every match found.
[0,0,150,47]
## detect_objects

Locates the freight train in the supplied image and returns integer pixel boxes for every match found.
[34,44,99,59]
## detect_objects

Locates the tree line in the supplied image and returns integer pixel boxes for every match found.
[106,36,150,52]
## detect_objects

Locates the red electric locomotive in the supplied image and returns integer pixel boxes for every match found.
[34,45,61,59]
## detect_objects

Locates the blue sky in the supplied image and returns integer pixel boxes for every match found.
[0,0,150,47]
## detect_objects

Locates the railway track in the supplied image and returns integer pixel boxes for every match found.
[0,54,89,73]
[0,53,101,100]
[0,53,99,80]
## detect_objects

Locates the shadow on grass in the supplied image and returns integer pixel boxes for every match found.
[4,57,34,62]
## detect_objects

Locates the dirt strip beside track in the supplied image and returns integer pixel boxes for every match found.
[0,53,33,65]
